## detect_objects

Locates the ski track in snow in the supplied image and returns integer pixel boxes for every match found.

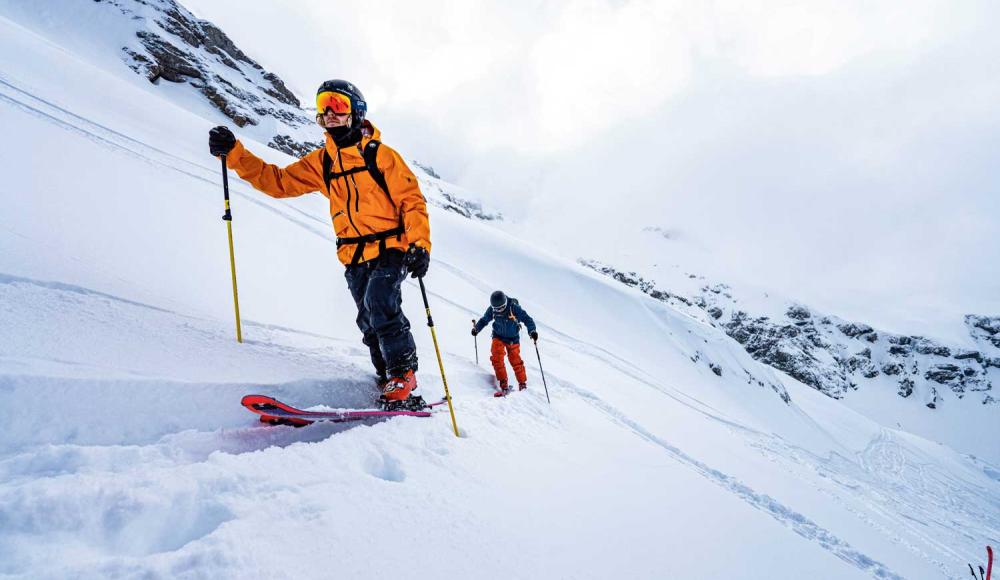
[0,74,334,240]
[739,425,1000,578]
[559,383,904,578]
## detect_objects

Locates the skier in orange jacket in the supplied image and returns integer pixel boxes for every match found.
[209,80,430,407]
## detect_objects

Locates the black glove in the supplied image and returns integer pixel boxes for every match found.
[471,328,478,336]
[209,126,236,157]
[405,245,430,278]
[529,331,538,341]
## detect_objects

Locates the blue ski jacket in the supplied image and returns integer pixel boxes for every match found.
[473,298,536,344]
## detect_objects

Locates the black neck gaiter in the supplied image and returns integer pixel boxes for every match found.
[327,125,361,148]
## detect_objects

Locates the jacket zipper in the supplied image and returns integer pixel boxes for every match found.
[336,150,362,236]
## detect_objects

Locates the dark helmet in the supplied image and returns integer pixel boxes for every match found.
[490,290,507,311]
[316,79,368,128]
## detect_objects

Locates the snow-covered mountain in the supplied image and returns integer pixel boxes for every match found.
[0,2,996,579]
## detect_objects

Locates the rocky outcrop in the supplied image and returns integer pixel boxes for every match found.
[724,309,854,398]
[268,135,324,158]
[580,260,998,408]
[579,261,692,306]
[412,161,440,179]
[98,0,316,152]
[413,177,502,221]
[967,315,1000,349]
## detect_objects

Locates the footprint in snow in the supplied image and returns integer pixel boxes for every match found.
[363,451,406,483]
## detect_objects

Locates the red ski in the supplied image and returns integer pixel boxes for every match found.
[970,545,994,580]
[242,394,443,427]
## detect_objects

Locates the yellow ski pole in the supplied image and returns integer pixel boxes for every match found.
[418,277,459,436]
[220,154,243,343]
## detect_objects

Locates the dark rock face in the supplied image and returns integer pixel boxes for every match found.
[787,305,811,321]
[968,315,1000,349]
[269,135,324,158]
[889,345,910,356]
[898,378,914,398]
[580,259,999,408]
[412,161,440,179]
[881,362,903,376]
[101,0,316,151]
[913,339,950,357]
[436,191,503,221]
[924,364,990,397]
[416,179,503,221]
[846,349,879,379]
[954,350,983,362]
[579,261,693,307]
[724,310,853,398]
[838,323,874,338]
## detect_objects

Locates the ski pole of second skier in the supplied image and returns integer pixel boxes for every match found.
[418,277,460,437]
[533,337,551,404]
[220,154,243,343]
[472,319,479,365]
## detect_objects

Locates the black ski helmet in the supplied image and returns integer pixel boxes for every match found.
[316,79,367,128]
[490,290,507,311]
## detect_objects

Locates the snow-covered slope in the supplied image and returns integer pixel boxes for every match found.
[0,5,997,579]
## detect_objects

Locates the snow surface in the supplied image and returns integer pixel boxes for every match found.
[0,6,997,580]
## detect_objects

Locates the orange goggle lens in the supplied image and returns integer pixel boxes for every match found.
[316,91,352,115]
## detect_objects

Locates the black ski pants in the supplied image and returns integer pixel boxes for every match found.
[344,249,417,379]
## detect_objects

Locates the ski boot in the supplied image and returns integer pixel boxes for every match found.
[518,382,527,391]
[379,370,427,411]
[493,381,511,398]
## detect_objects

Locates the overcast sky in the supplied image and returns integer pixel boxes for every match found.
[185,0,1000,338]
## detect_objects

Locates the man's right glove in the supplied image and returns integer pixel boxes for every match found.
[209,126,236,157]
[529,331,539,341]
[471,328,479,336]
[405,245,430,279]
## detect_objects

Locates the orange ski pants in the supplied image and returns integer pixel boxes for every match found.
[491,338,527,386]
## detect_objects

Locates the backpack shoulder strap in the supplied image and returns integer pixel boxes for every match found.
[362,140,402,239]
[362,140,391,200]
[321,150,332,197]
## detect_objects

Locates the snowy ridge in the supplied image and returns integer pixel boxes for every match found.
[0,4,997,579]
[579,258,1000,463]
[581,259,998,405]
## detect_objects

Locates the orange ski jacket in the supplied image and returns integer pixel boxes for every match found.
[224,122,431,266]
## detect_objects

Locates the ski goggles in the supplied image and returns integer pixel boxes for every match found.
[316,91,352,115]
